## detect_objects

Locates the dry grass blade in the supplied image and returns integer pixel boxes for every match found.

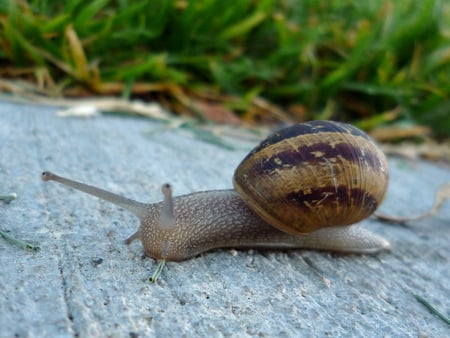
[65,24,90,82]
[375,183,450,224]
[55,98,169,119]
[370,125,431,142]
[381,142,450,162]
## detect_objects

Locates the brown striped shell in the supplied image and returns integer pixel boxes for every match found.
[233,120,389,235]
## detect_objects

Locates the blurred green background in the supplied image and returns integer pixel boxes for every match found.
[0,0,449,137]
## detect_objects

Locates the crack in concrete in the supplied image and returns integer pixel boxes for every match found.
[57,256,78,338]
[32,111,79,338]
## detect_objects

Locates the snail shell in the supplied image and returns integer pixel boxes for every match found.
[233,120,389,235]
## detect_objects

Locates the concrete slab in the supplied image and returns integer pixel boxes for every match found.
[0,101,449,337]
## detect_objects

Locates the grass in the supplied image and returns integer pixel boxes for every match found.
[0,0,449,136]
[0,229,39,251]
[413,293,450,326]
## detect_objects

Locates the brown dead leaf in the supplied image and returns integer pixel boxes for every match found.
[249,96,292,123]
[287,104,308,122]
[191,100,241,124]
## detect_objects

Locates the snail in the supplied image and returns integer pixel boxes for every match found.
[41,120,390,262]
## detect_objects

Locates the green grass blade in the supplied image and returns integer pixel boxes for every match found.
[413,293,450,326]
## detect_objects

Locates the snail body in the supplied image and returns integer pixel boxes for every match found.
[42,120,390,261]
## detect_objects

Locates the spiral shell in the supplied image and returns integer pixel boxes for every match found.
[233,120,389,235]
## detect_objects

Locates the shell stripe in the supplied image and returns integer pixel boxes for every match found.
[249,121,372,155]
[249,141,383,176]
[285,185,379,215]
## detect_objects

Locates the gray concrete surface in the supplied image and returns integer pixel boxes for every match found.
[0,100,449,337]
